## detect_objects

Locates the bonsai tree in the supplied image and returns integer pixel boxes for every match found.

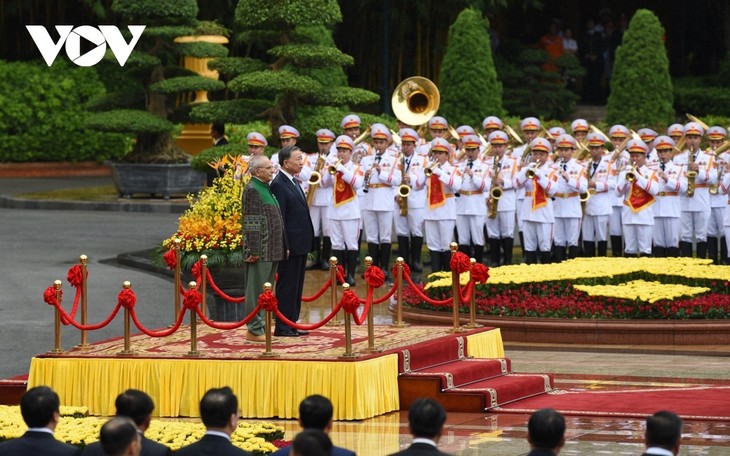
[606,9,674,126]
[191,0,379,151]
[86,0,228,163]
[438,8,504,126]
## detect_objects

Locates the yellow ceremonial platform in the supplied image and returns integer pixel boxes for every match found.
[28,325,504,420]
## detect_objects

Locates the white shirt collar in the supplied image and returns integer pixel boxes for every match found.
[205,430,231,441]
[411,437,438,447]
[280,168,296,183]
[644,447,674,456]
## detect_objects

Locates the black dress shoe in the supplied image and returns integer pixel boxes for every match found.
[297,330,309,336]
[274,329,299,337]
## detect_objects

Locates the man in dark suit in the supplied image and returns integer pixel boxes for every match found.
[0,385,81,455]
[210,123,229,147]
[175,387,251,456]
[99,417,141,456]
[388,398,451,456]
[272,395,355,456]
[270,145,315,337]
[526,408,565,455]
[642,410,682,456]
[82,389,171,456]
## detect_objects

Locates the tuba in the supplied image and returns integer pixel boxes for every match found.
[391,77,440,128]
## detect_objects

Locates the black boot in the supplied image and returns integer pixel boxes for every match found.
[697,241,708,260]
[652,246,666,257]
[430,250,442,273]
[525,251,538,265]
[345,250,358,286]
[410,236,424,272]
[554,246,567,262]
[501,238,514,265]
[707,236,718,263]
[583,241,596,257]
[367,242,380,268]
[667,246,680,257]
[597,241,608,257]
[397,236,410,266]
[380,243,393,282]
[473,245,484,264]
[441,250,452,272]
[624,253,637,258]
[611,236,623,257]
[539,251,552,264]
[458,244,472,258]
[679,241,693,257]
[519,231,526,261]
[488,238,501,266]
[721,237,728,265]
[568,246,580,259]
[320,236,332,270]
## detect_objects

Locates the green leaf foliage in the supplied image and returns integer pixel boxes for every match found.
[86,110,173,134]
[674,87,730,117]
[268,44,353,68]
[606,9,674,126]
[438,8,504,126]
[293,106,394,152]
[228,70,321,97]
[207,57,268,78]
[150,76,225,94]
[308,87,380,106]
[235,0,342,29]
[190,99,273,124]
[0,60,129,162]
[112,0,198,23]
[175,41,229,59]
[191,144,248,172]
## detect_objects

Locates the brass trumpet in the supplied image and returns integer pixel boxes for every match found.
[424,161,438,176]
[525,162,539,179]
[328,159,342,175]
[625,164,637,183]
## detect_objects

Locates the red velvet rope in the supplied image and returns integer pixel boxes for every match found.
[459,280,475,304]
[364,266,385,288]
[130,305,186,337]
[43,286,60,306]
[471,263,490,284]
[352,288,372,326]
[49,300,123,331]
[182,289,202,310]
[392,262,411,279]
[195,300,264,330]
[42,286,82,326]
[259,290,277,312]
[341,289,360,314]
[273,302,344,331]
[450,251,471,274]
[336,266,346,284]
[67,265,85,288]
[204,269,245,303]
[119,289,136,309]
[403,273,452,306]
[301,279,331,302]
[163,249,177,269]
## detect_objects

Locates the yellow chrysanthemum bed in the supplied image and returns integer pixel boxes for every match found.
[406,257,730,319]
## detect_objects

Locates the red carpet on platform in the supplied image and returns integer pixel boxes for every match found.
[492,385,730,421]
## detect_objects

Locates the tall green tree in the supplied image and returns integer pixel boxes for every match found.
[438,8,504,127]
[606,9,674,126]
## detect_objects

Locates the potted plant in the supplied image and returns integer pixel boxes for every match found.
[86,0,228,198]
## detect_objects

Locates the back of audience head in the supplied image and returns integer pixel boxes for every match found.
[645,410,682,455]
[299,395,334,432]
[200,386,239,432]
[100,416,141,456]
[408,398,447,441]
[20,385,60,429]
[115,389,155,430]
[528,408,566,454]
[291,429,333,456]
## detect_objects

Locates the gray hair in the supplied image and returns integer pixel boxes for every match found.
[248,154,269,171]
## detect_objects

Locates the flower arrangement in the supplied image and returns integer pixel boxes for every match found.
[0,405,284,454]
[406,258,730,320]
[162,155,249,270]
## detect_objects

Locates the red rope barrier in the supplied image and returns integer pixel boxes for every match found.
[195,303,263,330]
[273,302,344,331]
[59,286,82,325]
[204,269,245,303]
[130,306,186,337]
[370,281,397,305]
[301,279,332,302]
[351,288,372,326]
[403,273,452,306]
[52,301,123,331]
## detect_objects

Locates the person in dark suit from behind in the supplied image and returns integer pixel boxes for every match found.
[175,387,251,456]
[82,389,171,456]
[526,408,566,455]
[210,123,229,147]
[99,417,141,456]
[642,410,682,456]
[0,385,81,455]
[272,395,355,456]
[388,398,451,456]
[290,429,332,456]
[269,145,315,337]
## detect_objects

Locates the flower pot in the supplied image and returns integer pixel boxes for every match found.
[207,265,246,322]
[107,161,205,199]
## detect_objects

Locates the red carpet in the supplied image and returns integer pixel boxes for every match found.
[492,385,730,421]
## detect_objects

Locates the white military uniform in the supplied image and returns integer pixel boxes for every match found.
[424,162,462,251]
[394,153,428,238]
[673,149,718,244]
[608,150,630,239]
[552,158,588,251]
[652,160,686,251]
[320,160,364,250]
[582,154,613,245]
[708,148,727,253]
[455,158,488,247]
[485,154,519,239]
[616,165,660,255]
[722,170,730,260]
[360,152,402,243]
[515,164,559,254]
[306,153,332,238]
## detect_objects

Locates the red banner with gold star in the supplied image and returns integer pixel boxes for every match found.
[334,172,356,207]
[624,182,655,213]
[428,174,446,209]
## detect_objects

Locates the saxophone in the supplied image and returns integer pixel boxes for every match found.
[487,156,502,219]
[306,153,326,206]
[686,150,697,197]
[398,153,410,216]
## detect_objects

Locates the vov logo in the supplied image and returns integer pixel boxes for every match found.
[26,25,145,67]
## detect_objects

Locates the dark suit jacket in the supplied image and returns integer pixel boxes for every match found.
[174,434,251,456]
[270,172,314,256]
[0,430,81,456]
[272,444,356,456]
[389,442,452,456]
[83,434,171,456]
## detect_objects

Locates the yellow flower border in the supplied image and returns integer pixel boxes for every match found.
[573,279,710,303]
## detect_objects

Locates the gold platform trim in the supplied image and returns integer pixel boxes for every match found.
[28,327,503,420]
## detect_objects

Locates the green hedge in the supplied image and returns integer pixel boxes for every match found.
[0,60,129,162]
[674,86,730,118]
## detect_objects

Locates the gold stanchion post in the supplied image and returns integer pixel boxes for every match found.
[391,257,408,328]
[450,243,464,333]
[78,254,89,348]
[339,284,357,359]
[464,258,482,329]
[186,281,200,357]
[261,282,278,358]
[50,280,64,354]
[118,281,134,355]
[174,239,181,322]
[328,256,339,326]
[199,255,208,320]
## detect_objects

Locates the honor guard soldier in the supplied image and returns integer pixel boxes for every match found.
[651,136,686,257]
[552,134,588,261]
[515,137,559,264]
[306,128,336,270]
[320,135,364,286]
[607,124,631,256]
[547,127,566,150]
[616,139,660,257]
[423,137,462,272]
[667,124,684,144]
[571,118,589,143]
[482,116,504,136]
[581,132,613,257]
[455,125,476,155]
[721,158,730,264]
[638,128,659,168]
[246,132,268,159]
[394,128,428,272]
[485,130,519,266]
[360,124,402,277]
[341,114,372,163]
[706,126,728,263]
[417,116,451,156]
[513,117,542,260]
[455,135,488,263]
[272,125,300,173]
[673,122,718,258]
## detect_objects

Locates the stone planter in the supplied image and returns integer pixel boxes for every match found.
[107,162,205,199]
[206,266,247,322]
